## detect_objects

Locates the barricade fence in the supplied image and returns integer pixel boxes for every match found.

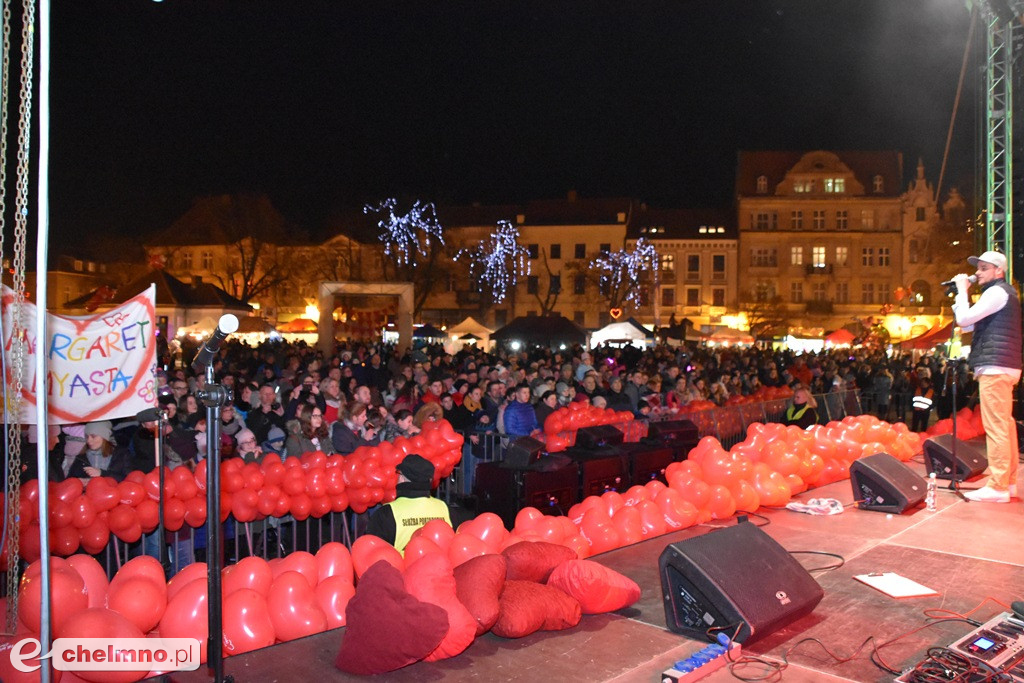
[0,390,861,594]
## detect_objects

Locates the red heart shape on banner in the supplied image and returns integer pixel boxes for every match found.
[609,308,622,319]
[4,288,157,423]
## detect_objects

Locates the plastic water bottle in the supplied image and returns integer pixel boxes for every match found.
[926,473,938,512]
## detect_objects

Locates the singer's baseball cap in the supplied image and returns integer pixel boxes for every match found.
[968,250,1008,272]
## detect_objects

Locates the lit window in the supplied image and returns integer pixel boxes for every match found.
[835,246,848,266]
[661,254,675,272]
[790,246,803,265]
[813,246,826,267]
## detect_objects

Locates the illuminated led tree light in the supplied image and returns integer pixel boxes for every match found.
[365,198,445,267]
[456,220,531,303]
[590,237,659,309]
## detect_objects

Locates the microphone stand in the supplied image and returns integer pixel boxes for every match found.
[945,358,967,501]
[196,362,233,683]
[940,283,968,500]
[156,411,169,571]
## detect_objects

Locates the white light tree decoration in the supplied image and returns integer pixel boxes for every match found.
[364,198,445,266]
[455,220,531,303]
[364,198,448,315]
[589,237,660,310]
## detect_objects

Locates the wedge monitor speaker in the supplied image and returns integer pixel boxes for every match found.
[849,452,926,513]
[659,520,823,644]
[923,433,988,480]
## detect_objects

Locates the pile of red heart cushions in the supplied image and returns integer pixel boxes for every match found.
[2,541,357,682]
[7,419,463,564]
[336,541,640,675]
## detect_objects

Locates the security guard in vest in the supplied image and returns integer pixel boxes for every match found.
[951,250,1023,503]
[365,453,452,552]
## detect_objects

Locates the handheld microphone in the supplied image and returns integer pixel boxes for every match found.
[191,314,239,372]
[940,274,977,288]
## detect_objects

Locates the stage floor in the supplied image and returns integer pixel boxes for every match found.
[167,458,1024,683]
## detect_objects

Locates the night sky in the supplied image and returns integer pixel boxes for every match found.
[46,0,975,250]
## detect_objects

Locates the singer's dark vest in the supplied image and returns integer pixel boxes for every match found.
[968,278,1023,371]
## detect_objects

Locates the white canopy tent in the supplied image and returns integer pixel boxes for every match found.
[447,316,494,348]
[590,318,653,349]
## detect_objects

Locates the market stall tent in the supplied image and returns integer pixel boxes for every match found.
[590,317,653,348]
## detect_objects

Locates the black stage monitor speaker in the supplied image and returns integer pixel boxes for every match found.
[504,436,546,469]
[473,458,578,528]
[923,433,988,480]
[575,424,624,450]
[849,452,926,513]
[659,520,823,644]
[648,419,699,443]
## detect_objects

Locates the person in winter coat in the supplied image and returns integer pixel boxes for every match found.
[503,383,539,437]
[65,420,131,482]
[285,403,336,456]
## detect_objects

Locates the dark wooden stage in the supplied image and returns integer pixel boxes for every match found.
[166,459,1024,683]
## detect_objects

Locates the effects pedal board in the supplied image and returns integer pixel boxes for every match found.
[896,612,1024,682]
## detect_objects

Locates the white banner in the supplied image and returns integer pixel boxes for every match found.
[2,284,158,425]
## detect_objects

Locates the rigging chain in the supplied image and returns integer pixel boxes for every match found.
[5,0,36,633]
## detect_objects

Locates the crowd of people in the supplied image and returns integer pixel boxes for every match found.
[18,333,987,492]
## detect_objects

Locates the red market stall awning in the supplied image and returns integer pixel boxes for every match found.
[900,321,954,350]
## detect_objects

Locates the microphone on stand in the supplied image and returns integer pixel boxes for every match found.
[940,274,977,288]
[191,314,239,372]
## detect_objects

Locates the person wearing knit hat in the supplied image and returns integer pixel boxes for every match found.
[66,420,130,482]
[364,454,451,552]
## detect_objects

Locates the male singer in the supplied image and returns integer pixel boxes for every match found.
[951,251,1022,503]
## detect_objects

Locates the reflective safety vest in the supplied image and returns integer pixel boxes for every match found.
[786,404,810,423]
[389,496,452,552]
[912,390,933,411]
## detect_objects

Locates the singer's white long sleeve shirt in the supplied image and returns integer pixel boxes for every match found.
[952,285,1021,379]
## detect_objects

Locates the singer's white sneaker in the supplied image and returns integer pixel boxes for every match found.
[964,486,1011,503]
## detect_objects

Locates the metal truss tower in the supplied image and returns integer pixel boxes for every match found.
[978,0,1023,280]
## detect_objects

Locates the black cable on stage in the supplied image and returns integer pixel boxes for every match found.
[788,549,845,573]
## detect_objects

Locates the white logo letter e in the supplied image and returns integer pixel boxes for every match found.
[10,637,42,673]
